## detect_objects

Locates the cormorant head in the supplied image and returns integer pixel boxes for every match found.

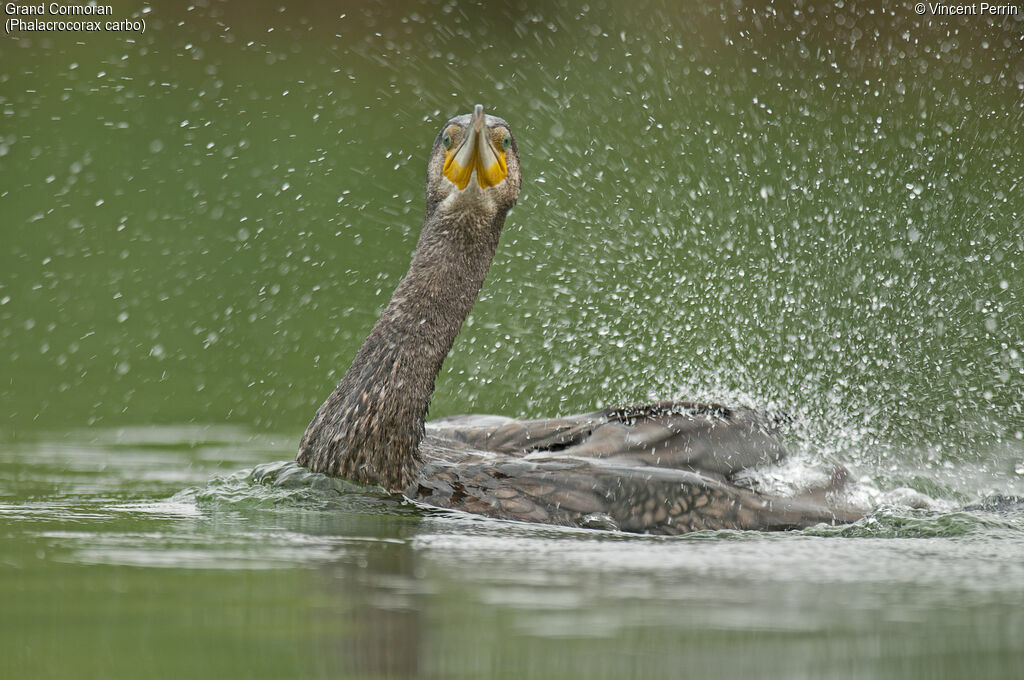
[425,104,521,219]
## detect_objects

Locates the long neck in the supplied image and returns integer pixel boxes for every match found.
[297,207,506,490]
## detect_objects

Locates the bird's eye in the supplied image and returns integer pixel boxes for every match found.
[502,134,512,151]
[442,132,452,149]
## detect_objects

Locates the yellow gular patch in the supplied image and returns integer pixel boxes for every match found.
[443,150,473,190]
[443,129,508,190]
[476,153,507,188]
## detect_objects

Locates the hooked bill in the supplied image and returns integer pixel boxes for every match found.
[443,104,508,190]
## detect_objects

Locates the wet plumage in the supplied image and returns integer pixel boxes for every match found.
[297,105,862,534]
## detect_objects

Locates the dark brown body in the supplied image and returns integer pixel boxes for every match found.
[409,402,860,534]
[297,108,863,535]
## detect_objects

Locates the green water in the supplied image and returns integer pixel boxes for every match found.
[2,1,1024,677]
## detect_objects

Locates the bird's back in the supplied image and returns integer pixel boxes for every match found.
[407,401,861,534]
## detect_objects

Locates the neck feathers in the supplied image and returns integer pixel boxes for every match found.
[297,207,506,490]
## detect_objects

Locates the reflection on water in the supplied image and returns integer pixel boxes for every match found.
[2,428,1023,679]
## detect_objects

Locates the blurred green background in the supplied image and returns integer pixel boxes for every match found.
[2,0,1021,463]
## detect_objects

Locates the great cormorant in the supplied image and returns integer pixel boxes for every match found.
[297,105,861,534]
